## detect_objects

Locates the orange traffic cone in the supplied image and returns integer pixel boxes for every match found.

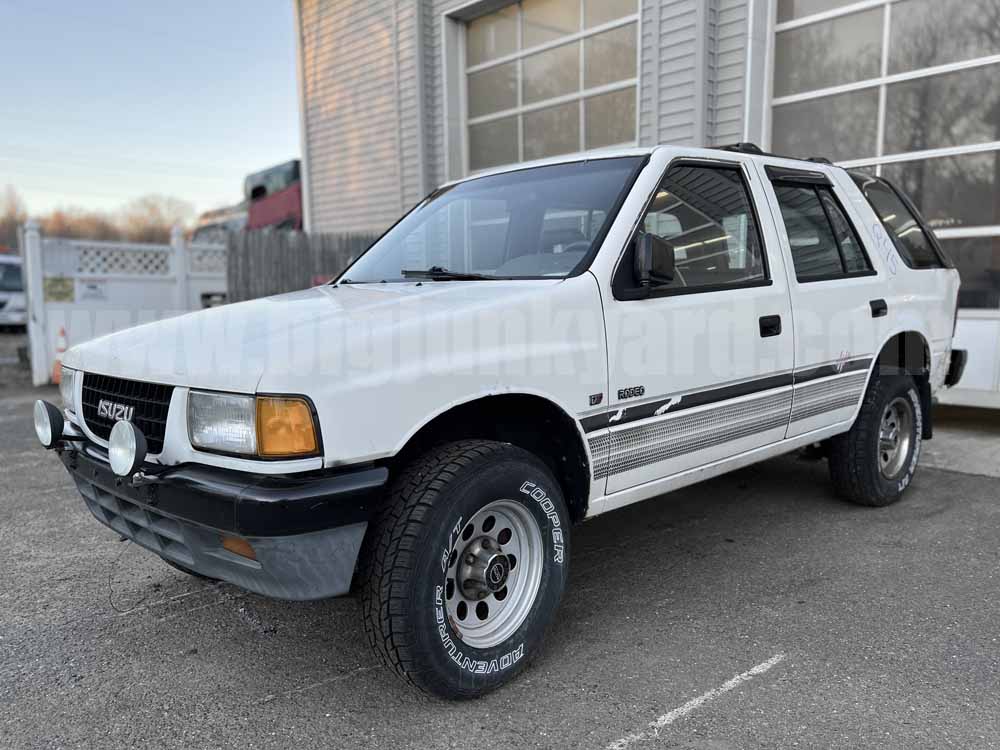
[52,326,67,384]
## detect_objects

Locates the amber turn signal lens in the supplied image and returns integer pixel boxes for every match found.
[256,396,319,457]
[221,535,257,560]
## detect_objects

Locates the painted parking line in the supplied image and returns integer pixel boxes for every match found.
[606,653,787,750]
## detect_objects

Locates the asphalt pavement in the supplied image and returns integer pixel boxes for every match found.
[2,364,1000,749]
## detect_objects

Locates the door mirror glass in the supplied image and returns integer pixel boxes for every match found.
[634,231,675,287]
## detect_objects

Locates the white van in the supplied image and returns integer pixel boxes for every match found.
[0,254,27,330]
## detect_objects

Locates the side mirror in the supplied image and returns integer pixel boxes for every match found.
[633,231,675,287]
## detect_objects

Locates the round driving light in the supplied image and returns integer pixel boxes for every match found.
[109,421,148,477]
[34,400,64,449]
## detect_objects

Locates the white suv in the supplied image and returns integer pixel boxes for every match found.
[36,145,966,699]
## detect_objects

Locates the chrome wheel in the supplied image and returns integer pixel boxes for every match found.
[878,396,913,479]
[443,499,543,650]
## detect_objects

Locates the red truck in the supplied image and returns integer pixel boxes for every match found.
[245,159,302,231]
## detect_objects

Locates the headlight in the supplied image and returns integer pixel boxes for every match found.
[187,391,320,459]
[59,366,77,413]
[188,391,257,455]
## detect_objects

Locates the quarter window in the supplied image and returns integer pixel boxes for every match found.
[775,184,873,281]
[853,176,944,269]
[638,165,767,292]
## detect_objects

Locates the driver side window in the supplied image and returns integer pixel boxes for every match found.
[641,164,768,292]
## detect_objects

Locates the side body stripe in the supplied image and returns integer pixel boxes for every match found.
[585,359,873,481]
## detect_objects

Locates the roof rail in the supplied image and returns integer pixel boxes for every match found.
[713,143,835,165]
[714,142,766,155]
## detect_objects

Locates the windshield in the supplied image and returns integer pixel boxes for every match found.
[341,157,644,282]
[0,262,23,292]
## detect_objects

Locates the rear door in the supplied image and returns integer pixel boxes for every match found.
[754,162,883,438]
[598,156,795,495]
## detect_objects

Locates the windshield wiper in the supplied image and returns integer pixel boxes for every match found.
[400,266,495,281]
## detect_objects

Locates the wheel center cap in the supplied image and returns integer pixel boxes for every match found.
[458,536,512,598]
[484,554,510,592]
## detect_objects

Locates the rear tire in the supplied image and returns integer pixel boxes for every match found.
[358,440,570,699]
[829,373,922,506]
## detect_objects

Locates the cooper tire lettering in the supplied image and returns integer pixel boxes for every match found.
[519,480,565,564]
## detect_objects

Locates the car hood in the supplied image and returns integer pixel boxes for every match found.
[62,281,565,393]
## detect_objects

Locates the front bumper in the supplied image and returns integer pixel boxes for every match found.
[0,310,26,326]
[59,442,387,600]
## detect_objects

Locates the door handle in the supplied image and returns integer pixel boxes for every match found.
[870,299,888,318]
[759,315,782,338]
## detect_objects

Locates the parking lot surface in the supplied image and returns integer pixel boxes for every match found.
[2,380,1000,749]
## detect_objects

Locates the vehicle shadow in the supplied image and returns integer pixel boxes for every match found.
[35,448,966,748]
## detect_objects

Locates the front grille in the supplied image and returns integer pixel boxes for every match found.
[81,373,174,454]
[75,476,194,566]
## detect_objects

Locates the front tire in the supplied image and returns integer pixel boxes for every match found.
[829,373,922,506]
[359,440,570,699]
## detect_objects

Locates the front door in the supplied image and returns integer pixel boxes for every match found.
[599,158,795,495]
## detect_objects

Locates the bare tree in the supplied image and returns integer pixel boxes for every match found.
[118,194,195,244]
[1,185,27,250]
[40,208,122,241]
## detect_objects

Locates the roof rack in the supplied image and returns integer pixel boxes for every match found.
[712,143,834,165]
[714,142,767,156]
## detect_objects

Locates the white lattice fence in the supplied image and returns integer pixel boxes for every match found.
[23,224,228,386]
[187,243,228,275]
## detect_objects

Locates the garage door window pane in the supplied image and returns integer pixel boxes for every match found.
[467,5,518,66]
[884,65,1000,155]
[937,236,1000,309]
[468,63,517,118]
[523,41,579,104]
[777,0,858,23]
[882,153,1000,229]
[523,0,579,48]
[584,0,637,28]
[772,89,879,162]
[524,101,580,160]
[584,23,637,88]
[469,117,519,171]
[889,0,1000,74]
[585,88,636,148]
[773,9,882,97]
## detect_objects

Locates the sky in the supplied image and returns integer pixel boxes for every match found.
[0,0,300,218]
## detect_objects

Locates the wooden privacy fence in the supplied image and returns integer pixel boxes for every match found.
[226,230,378,303]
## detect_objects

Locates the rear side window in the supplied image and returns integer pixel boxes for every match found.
[774,184,874,282]
[855,177,944,269]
